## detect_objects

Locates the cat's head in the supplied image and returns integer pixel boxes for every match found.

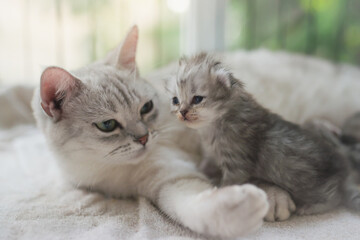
[33,26,163,167]
[166,53,241,129]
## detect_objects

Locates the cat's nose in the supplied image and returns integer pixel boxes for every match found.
[180,110,188,117]
[135,134,148,146]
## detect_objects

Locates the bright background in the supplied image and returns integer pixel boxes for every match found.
[0,0,359,85]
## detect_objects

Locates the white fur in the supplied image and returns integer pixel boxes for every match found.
[159,183,268,238]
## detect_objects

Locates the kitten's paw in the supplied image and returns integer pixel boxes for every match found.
[263,185,296,222]
[194,184,269,238]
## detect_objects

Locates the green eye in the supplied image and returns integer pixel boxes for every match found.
[140,100,153,115]
[94,119,118,132]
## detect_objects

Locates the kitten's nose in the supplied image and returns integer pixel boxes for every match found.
[135,134,148,146]
[180,110,188,117]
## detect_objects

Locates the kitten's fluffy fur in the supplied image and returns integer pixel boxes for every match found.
[168,53,360,217]
[31,27,269,238]
[341,113,360,177]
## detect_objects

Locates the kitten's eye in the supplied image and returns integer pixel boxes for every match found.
[94,119,118,132]
[192,96,204,104]
[172,97,179,105]
[140,100,153,115]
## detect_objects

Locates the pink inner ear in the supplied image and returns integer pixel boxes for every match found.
[117,25,138,70]
[40,67,76,118]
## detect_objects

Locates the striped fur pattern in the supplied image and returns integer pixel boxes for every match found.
[32,27,269,238]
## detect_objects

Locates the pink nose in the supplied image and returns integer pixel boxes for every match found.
[136,134,148,146]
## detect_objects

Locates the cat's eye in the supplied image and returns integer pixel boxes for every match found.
[94,119,118,132]
[172,97,179,105]
[192,96,204,105]
[140,100,153,115]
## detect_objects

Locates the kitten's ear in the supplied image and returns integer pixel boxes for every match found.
[212,66,240,89]
[40,67,82,121]
[178,56,188,66]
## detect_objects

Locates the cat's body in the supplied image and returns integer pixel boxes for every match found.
[32,27,269,239]
[201,104,346,213]
[168,53,360,216]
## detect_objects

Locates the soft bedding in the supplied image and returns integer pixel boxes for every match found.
[1,50,360,239]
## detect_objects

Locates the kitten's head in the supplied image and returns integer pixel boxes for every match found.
[166,53,240,129]
[33,26,162,168]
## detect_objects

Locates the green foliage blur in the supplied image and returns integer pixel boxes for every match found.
[59,0,360,71]
[227,0,360,65]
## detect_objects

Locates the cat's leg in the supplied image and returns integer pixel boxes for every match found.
[139,155,269,238]
[255,182,296,221]
[157,180,268,238]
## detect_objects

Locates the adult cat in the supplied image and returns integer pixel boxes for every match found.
[32,26,268,238]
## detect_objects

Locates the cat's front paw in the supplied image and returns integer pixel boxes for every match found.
[194,184,268,238]
[263,185,296,222]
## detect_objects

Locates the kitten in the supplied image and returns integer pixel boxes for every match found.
[31,26,269,238]
[167,53,360,217]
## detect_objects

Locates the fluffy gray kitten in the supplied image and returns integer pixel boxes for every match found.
[167,53,360,216]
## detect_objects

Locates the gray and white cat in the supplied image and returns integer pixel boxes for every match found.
[31,26,269,238]
[167,53,360,219]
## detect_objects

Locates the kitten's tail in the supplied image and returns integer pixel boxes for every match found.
[343,173,360,211]
[346,144,360,172]
[308,120,360,172]
[308,120,360,210]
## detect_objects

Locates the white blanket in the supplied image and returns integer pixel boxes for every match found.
[1,50,360,239]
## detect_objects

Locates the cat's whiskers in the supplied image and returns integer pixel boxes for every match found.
[153,133,175,143]
[64,147,95,153]
[156,124,184,133]
[104,143,131,158]
[103,143,148,162]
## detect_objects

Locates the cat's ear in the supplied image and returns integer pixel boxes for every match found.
[40,67,82,121]
[104,25,139,73]
[117,25,138,71]
[212,65,240,89]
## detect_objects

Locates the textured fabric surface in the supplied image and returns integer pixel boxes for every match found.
[1,50,360,239]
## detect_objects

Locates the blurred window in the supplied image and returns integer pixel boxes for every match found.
[0,0,359,85]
